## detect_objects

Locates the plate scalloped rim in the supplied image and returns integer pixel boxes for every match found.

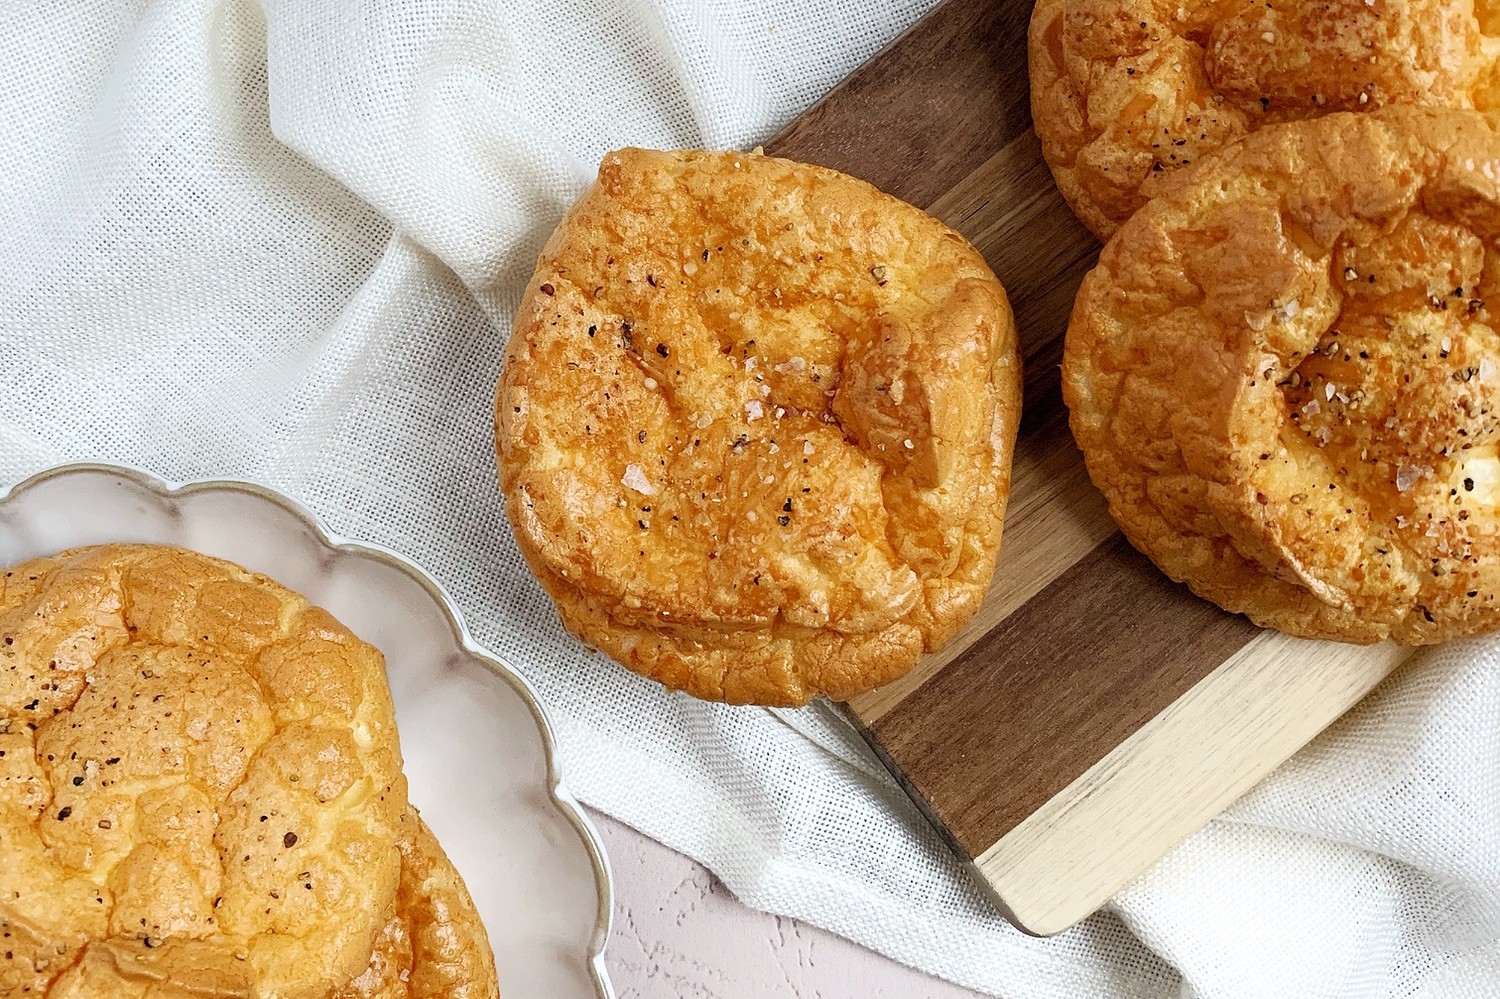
[0,461,615,999]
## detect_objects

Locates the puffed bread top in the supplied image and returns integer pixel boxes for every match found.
[1064,107,1500,643]
[497,148,1022,706]
[0,545,408,997]
[42,816,500,999]
[1030,0,1500,239]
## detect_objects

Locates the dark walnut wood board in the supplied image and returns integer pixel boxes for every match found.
[765,0,1414,936]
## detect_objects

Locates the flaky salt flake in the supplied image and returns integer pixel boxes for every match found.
[774,356,807,374]
[622,464,656,496]
[1395,464,1423,492]
[803,440,814,455]
[1325,382,1336,401]
[745,400,763,421]
[1480,357,1497,382]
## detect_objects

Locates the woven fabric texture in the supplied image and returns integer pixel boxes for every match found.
[0,3,1496,996]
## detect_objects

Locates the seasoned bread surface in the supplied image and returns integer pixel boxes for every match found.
[1030,0,1500,238]
[0,544,497,998]
[1064,108,1500,642]
[497,148,1023,705]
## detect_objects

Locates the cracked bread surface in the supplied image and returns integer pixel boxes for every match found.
[1064,108,1500,642]
[1030,0,1500,238]
[497,148,1022,705]
[0,544,497,998]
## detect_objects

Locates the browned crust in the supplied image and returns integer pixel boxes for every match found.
[0,545,497,998]
[1030,0,1500,239]
[496,148,1022,705]
[1064,107,1500,643]
[338,816,500,999]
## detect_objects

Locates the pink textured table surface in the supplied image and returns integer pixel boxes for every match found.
[592,812,988,998]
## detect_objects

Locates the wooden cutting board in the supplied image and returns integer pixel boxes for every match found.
[766,0,1417,937]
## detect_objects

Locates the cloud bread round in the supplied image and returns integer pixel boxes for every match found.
[1064,107,1500,642]
[497,148,1022,706]
[1029,0,1500,239]
[0,544,410,997]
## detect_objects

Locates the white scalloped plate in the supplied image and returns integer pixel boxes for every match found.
[0,463,614,999]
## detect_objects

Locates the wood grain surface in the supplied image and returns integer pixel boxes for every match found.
[873,535,1261,857]
[766,0,1416,935]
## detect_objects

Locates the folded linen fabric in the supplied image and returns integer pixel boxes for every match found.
[0,2,1495,996]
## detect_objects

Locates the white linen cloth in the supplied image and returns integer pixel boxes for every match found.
[0,2,1496,996]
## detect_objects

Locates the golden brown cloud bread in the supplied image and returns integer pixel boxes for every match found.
[1064,107,1500,643]
[42,816,497,999]
[497,148,1022,706]
[0,544,410,997]
[1030,0,1500,239]
[335,817,499,999]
